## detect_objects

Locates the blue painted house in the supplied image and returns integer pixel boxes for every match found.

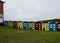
[23,21,29,29]
[49,22,57,31]
[4,21,8,26]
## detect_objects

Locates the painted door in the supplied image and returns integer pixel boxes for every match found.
[42,23,49,31]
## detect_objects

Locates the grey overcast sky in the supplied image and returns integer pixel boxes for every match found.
[2,0,60,21]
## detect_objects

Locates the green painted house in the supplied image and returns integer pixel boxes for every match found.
[8,21,12,27]
[29,22,35,29]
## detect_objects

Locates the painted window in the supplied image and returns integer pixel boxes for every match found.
[0,18,2,22]
[50,24,52,28]
[39,26,40,27]
[58,24,60,28]
[53,29,56,31]
[36,24,38,25]
[26,23,28,25]
[0,14,2,22]
[53,24,56,28]
[36,25,38,27]
[0,14,2,18]
[26,25,28,27]
[39,23,40,25]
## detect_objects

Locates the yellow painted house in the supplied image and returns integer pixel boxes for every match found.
[18,21,23,29]
[42,22,49,31]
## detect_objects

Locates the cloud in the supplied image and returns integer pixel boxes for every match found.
[2,0,60,21]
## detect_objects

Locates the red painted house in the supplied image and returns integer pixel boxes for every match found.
[57,22,60,31]
[35,21,42,30]
[12,21,18,28]
[0,0,5,26]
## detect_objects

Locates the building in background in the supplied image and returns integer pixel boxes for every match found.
[0,0,5,26]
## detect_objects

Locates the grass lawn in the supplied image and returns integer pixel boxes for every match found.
[0,26,60,43]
